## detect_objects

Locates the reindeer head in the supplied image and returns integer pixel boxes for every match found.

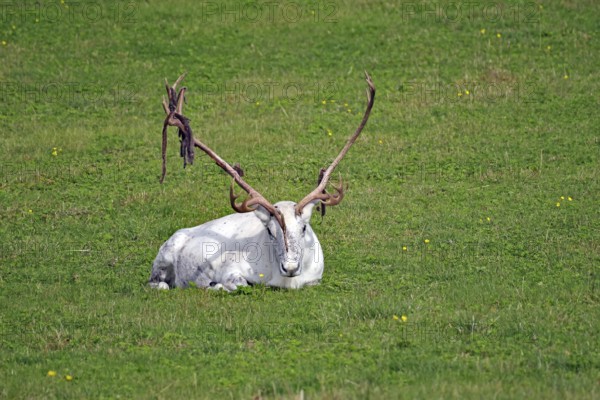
[161,72,375,278]
[251,201,316,277]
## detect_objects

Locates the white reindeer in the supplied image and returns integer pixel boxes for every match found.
[149,72,375,291]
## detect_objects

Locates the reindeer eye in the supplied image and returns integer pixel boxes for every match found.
[303,225,307,234]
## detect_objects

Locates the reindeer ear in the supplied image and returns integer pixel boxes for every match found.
[254,205,272,225]
[299,200,319,223]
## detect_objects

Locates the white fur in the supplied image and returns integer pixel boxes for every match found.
[149,201,324,291]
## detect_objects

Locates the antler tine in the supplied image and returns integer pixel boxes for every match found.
[175,87,186,115]
[322,175,344,206]
[230,181,262,213]
[295,71,375,214]
[230,182,252,212]
[229,182,285,230]
[164,72,187,92]
[172,72,187,91]
[305,175,345,206]
[163,73,187,114]
[162,96,169,114]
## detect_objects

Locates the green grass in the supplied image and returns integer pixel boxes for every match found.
[1,0,599,398]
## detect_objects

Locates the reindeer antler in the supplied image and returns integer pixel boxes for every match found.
[161,72,375,228]
[161,73,286,231]
[295,71,375,215]
[161,73,193,182]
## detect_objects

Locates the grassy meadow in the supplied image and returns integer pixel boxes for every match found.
[0,0,599,398]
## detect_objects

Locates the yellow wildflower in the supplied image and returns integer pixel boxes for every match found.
[393,315,399,320]
[496,33,501,38]
[480,28,486,34]
[47,370,57,377]
[401,315,408,322]
[402,246,407,251]
[568,196,572,201]
[65,375,73,381]
[424,239,430,244]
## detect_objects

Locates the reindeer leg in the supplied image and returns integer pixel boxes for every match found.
[222,275,249,292]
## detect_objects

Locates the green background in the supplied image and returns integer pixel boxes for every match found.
[0,0,598,398]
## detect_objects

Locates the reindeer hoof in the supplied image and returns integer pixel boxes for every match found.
[208,283,225,291]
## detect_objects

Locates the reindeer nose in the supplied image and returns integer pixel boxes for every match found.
[281,262,300,277]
